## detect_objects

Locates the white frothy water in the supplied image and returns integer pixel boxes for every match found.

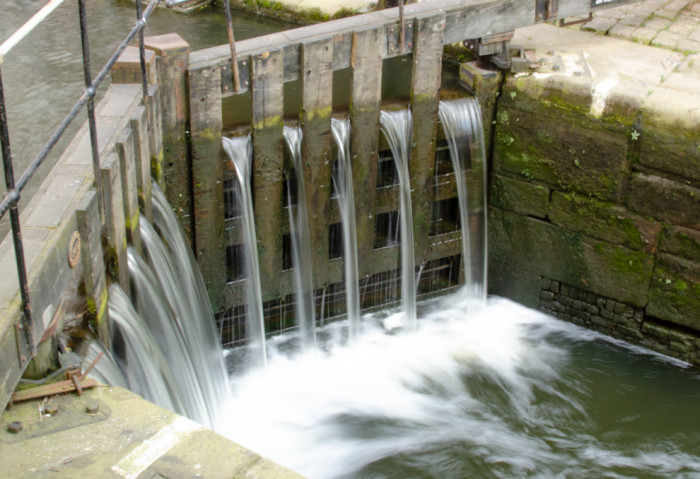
[221,290,700,479]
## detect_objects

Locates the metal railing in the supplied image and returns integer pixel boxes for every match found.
[0,0,159,359]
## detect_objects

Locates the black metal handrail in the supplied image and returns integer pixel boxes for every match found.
[0,0,158,358]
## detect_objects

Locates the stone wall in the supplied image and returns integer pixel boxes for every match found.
[486,30,700,365]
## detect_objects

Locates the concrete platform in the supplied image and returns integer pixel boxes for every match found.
[0,386,304,479]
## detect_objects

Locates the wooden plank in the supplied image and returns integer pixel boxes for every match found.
[116,129,142,255]
[251,48,285,301]
[145,34,193,243]
[129,106,153,222]
[300,38,334,287]
[410,13,445,268]
[100,153,129,291]
[189,0,639,97]
[349,27,383,279]
[189,64,226,312]
[76,190,109,345]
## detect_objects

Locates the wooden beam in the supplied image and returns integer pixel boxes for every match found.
[189,0,639,96]
[349,27,383,279]
[300,38,334,287]
[410,13,445,268]
[189,64,226,312]
[251,48,285,301]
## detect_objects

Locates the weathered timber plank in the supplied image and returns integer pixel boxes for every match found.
[145,34,193,243]
[350,27,383,279]
[100,152,129,291]
[116,128,142,255]
[300,38,334,288]
[410,13,445,269]
[251,49,285,301]
[76,190,109,344]
[189,64,226,312]
[130,106,153,221]
[190,0,639,98]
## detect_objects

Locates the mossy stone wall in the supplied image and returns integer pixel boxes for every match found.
[488,71,700,365]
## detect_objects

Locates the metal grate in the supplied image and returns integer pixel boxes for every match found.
[0,0,158,358]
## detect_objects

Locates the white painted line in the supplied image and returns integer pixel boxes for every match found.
[111,416,203,479]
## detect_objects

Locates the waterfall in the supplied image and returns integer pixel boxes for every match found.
[283,125,317,349]
[222,135,267,366]
[330,118,361,340]
[128,245,210,426]
[379,109,416,332]
[100,184,232,431]
[438,98,488,306]
[107,283,186,416]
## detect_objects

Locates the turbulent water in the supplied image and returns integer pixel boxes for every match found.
[222,290,700,479]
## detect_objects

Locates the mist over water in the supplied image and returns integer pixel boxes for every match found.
[222,291,700,479]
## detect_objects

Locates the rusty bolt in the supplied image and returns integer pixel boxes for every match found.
[85,399,99,414]
[7,421,22,434]
[45,402,59,415]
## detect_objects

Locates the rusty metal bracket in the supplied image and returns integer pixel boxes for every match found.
[10,352,103,403]
[559,13,593,27]
[536,0,559,22]
[14,316,30,368]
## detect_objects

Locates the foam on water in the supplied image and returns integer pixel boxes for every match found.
[221,290,700,479]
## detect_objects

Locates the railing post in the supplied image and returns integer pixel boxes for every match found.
[77,0,103,219]
[0,67,35,359]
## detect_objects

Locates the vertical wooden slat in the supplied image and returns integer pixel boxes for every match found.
[349,27,383,279]
[144,34,192,241]
[300,38,334,287]
[130,106,153,221]
[251,49,284,301]
[410,13,445,268]
[76,190,109,345]
[189,64,225,311]
[116,128,142,255]
[100,152,129,291]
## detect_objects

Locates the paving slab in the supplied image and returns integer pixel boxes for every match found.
[0,385,304,479]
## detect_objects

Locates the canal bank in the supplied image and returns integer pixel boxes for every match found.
[0,0,698,476]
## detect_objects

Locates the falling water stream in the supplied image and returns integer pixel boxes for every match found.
[438,98,488,306]
[223,135,267,365]
[283,125,317,348]
[330,118,361,339]
[379,109,416,331]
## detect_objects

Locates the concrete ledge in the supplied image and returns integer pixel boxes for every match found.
[0,385,304,478]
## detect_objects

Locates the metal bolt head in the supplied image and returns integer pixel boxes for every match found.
[85,399,99,414]
[7,421,22,434]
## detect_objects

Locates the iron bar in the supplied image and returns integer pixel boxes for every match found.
[399,0,405,53]
[78,0,103,215]
[0,0,67,64]
[0,0,159,219]
[224,0,241,92]
[136,0,150,101]
[0,68,35,356]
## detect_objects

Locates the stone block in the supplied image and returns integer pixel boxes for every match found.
[651,29,684,48]
[490,174,550,219]
[493,96,630,201]
[658,224,700,261]
[582,16,617,34]
[625,173,700,228]
[640,87,700,184]
[677,39,700,53]
[488,208,653,307]
[647,253,700,331]
[630,27,658,44]
[609,23,638,40]
[549,192,661,253]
